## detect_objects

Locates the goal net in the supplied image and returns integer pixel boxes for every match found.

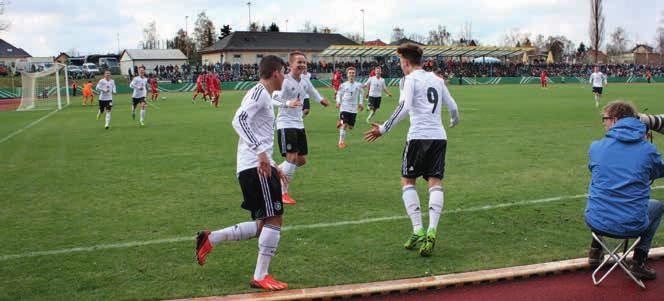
[17,63,70,111]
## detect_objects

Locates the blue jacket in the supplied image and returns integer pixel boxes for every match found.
[585,117,664,237]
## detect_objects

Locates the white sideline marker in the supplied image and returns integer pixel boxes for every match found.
[2,186,664,261]
[0,109,60,144]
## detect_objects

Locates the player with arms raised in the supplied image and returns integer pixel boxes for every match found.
[364,43,460,257]
[195,55,291,291]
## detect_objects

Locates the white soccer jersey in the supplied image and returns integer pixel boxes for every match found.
[130,76,148,98]
[366,76,386,98]
[380,70,459,141]
[274,73,323,129]
[232,83,277,174]
[589,72,607,87]
[301,72,311,99]
[96,79,116,101]
[336,81,364,113]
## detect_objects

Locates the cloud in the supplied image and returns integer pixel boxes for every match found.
[2,0,660,56]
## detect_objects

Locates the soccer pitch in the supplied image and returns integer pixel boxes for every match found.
[2,83,664,300]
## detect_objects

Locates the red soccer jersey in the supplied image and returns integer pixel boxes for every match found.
[196,75,204,86]
[206,75,215,90]
[150,79,157,89]
[332,72,342,90]
[540,71,547,79]
[211,76,220,91]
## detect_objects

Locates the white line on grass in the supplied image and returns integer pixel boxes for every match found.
[0,109,59,144]
[3,186,664,261]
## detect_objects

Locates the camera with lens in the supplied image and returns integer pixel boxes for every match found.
[638,113,664,134]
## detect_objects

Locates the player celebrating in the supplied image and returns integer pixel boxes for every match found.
[335,67,364,149]
[95,71,116,129]
[364,66,393,123]
[589,66,607,108]
[129,66,148,126]
[149,74,160,102]
[274,51,330,205]
[82,80,94,107]
[195,55,291,291]
[192,71,208,103]
[540,70,547,88]
[364,43,460,257]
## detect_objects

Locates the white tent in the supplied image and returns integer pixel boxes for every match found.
[120,49,187,75]
[472,57,501,64]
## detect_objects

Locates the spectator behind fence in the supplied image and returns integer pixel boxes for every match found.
[585,100,664,281]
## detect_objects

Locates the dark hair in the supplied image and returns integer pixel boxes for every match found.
[289,51,306,62]
[397,43,423,65]
[604,101,637,120]
[259,55,285,79]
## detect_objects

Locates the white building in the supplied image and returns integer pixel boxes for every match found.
[119,49,187,75]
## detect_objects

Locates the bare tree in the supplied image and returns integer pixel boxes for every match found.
[391,27,405,43]
[408,33,426,44]
[0,0,9,32]
[606,26,629,57]
[142,21,158,49]
[194,12,216,49]
[589,0,605,63]
[427,25,451,46]
[344,32,363,44]
[501,28,531,47]
[657,11,664,57]
[249,22,259,32]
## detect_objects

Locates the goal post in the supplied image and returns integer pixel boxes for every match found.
[17,63,70,111]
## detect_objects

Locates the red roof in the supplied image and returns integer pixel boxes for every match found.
[364,39,386,46]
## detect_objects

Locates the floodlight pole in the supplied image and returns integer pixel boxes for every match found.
[360,9,366,44]
[247,2,252,29]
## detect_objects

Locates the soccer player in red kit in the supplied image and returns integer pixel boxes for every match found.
[332,70,342,99]
[150,75,160,101]
[210,73,222,108]
[193,72,208,103]
[540,70,548,88]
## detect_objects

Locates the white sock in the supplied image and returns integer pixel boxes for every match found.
[209,221,258,245]
[254,224,281,280]
[428,186,444,231]
[140,108,145,122]
[105,112,111,127]
[402,185,422,233]
[279,161,297,194]
[339,128,346,144]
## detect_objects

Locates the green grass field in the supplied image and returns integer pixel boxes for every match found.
[2,83,664,300]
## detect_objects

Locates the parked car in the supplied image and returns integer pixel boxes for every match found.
[67,65,83,78]
[82,63,100,77]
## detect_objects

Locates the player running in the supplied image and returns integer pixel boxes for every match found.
[364,43,460,257]
[364,66,393,123]
[129,66,148,126]
[589,66,608,108]
[192,71,208,103]
[195,55,291,291]
[95,71,116,129]
[149,74,160,102]
[335,67,364,149]
[82,80,94,106]
[274,51,330,205]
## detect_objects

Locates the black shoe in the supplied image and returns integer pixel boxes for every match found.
[588,247,604,268]
[629,261,657,280]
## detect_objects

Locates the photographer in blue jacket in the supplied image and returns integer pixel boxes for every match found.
[586,100,664,280]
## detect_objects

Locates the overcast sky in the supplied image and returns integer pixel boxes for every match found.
[1,0,662,57]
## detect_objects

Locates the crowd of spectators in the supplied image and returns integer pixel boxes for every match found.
[129,60,664,84]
